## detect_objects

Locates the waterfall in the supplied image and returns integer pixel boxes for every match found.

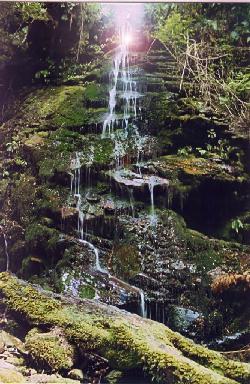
[102,39,123,137]
[70,151,81,196]
[79,239,106,273]
[4,233,9,272]
[102,23,139,138]
[148,176,157,225]
[140,290,146,318]
[128,188,135,217]
[69,153,106,272]
[0,226,9,272]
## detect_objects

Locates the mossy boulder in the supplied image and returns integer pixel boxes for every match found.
[0,363,25,383]
[36,131,114,182]
[112,243,141,280]
[25,223,60,254]
[25,327,75,372]
[15,85,105,130]
[0,273,250,384]
[157,155,246,184]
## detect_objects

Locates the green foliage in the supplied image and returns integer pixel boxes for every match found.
[0,2,48,63]
[149,3,250,128]
[154,10,191,49]
[6,139,20,154]
[15,3,48,23]
[79,285,95,299]
[231,219,244,234]
[177,146,193,157]
[228,72,250,99]
[178,129,240,163]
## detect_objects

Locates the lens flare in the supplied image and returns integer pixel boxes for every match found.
[123,33,132,46]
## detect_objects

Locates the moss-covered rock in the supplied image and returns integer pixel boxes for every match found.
[112,243,140,280]
[0,273,250,384]
[157,155,246,184]
[25,223,60,256]
[25,327,75,372]
[13,85,105,130]
[0,366,25,383]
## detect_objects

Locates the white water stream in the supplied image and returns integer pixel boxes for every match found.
[148,176,158,226]
[79,239,106,273]
[4,233,9,272]
[140,290,146,318]
[102,23,138,137]
[0,225,9,272]
[70,152,106,273]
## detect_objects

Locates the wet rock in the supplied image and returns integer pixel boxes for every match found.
[104,370,123,384]
[111,169,169,190]
[68,369,84,381]
[170,260,186,270]
[207,266,225,280]
[86,192,101,203]
[168,305,203,335]
[102,199,116,214]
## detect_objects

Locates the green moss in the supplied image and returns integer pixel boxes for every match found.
[0,369,25,383]
[36,184,67,213]
[160,210,242,273]
[0,273,249,384]
[24,134,45,148]
[112,244,140,280]
[11,175,37,223]
[21,86,88,129]
[25,223,60,254]
[5,85,107,137]
[25,328,75,372]
[50,87,87,128]
[78,285,95,299]
[83,83,106,102]
[92,137,114,166]
[37,131,114,179]
[38,155,71,178]
[162,327,250,383]
[160,155,234,179]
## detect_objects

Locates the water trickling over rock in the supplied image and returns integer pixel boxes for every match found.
[140,289,146,318]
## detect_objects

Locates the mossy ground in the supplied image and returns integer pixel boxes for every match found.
[25,328,75,372]
[0,273,249,384]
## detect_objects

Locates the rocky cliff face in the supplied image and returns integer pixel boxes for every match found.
[0,44,249,373]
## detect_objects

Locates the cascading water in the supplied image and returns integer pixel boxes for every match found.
[102,29,123,137]
[4,233,9,272]
[0,226,9,272]
[79,239,106,273]
[69,152,106,273]
[102,23,142,141]
[148,176,157,226]
[140,290,146,318]
[100,23,162,318]
[70,151,81,196]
